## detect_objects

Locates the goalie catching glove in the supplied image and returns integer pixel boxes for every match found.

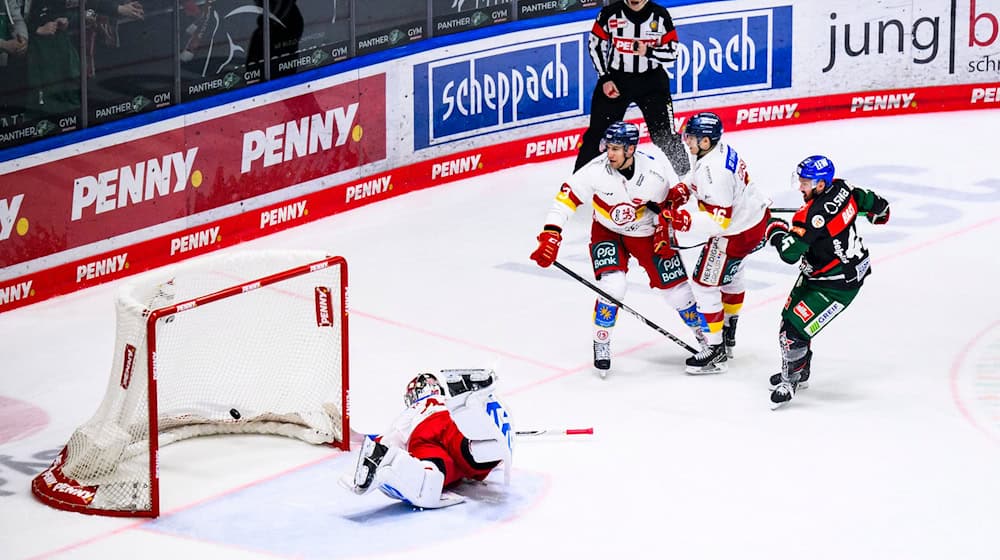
[530,226,562,268]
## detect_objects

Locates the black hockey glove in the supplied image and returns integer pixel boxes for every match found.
[765,217,790,248]
[867,199,890,225]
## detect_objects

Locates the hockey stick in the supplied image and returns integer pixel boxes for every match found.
[516,427,594,437]
[349,427,593,445]
[770,207,799,213]
[552,261,698,354]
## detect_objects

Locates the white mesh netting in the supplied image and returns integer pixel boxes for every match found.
[32,251,347,515]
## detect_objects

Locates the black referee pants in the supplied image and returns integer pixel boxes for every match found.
[573,69,689,176]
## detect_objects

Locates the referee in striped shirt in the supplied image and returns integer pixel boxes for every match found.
[574,0,689,176]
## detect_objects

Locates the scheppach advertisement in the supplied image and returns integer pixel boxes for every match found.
[0,74,386,269]
[2,0,1000,313]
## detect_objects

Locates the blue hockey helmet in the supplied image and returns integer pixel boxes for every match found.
[683,112,723,144]
[601,121,640,151]
[796,155,835,187]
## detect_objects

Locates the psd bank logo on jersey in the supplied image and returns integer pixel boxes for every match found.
[413,34,587,149]
[670,6,792,100]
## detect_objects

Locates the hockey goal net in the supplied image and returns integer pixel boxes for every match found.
[31,250,350,517]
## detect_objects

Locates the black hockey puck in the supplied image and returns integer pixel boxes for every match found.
[229,408,241,420]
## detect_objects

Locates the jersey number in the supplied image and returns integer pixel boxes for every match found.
[843,228,865,259]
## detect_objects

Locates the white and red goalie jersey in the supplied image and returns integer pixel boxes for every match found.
[680,142,770,242]
[542,150,679,237]
[378,394,449,450]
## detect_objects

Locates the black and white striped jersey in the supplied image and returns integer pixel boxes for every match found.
[588,1,679,76]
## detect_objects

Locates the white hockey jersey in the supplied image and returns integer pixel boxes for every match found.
[680,141,769,241]
[378,395,449,449]
[543,150,678,237]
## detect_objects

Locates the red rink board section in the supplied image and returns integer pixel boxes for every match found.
[0,81,997,313]
[0,74,386,267]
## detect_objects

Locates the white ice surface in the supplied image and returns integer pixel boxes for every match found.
[1,110,999,560]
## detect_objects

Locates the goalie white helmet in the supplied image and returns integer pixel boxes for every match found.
[404,373,444,407]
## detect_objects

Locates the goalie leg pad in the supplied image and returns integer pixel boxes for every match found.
[448,391,514,484]
[463,438,505,469]
[375,450,462,509]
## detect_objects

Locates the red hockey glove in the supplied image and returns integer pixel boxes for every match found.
[653,218,674,256]
[662,208,691,232]
[765,217,790,248]
[665,182,690,207]
[530,227,562,268]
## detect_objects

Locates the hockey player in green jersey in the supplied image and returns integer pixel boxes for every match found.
[763,155,891,409]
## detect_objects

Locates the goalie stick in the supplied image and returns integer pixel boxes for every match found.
[515,427,594,437]
[552,261,698,354]
[348,426,594,445]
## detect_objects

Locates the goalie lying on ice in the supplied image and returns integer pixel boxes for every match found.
[344,369,513,509]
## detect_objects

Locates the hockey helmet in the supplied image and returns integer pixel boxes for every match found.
[601,121,640,151]
[404,373,444,407]
[683,112,723,144]
[796,155,835,187]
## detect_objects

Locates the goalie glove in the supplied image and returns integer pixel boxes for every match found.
[530,226,562,268]
[765,217,790,248]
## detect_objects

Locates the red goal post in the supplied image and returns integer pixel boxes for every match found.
[31,251,350,517]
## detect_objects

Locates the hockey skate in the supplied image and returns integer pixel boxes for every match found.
[769,370,809,391]
[770,381,796,410]
[352,437,389,492]
[768,350,812,390]
[593,341,611,375]
[443,369,495,396]
[722,316,738,359]
[685,343,727,374]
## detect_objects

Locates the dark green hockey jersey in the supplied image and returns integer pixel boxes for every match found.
[773,179,890,290]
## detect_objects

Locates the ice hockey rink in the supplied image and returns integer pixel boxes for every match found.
[2,109,1000,560]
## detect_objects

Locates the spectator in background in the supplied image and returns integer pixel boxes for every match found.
[84,1,144,79]
[25,0,80,117]
[1,0,30,119]
[111,1,144,20]
[1,0,29,63]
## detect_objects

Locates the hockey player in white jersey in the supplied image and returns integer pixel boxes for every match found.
[346,370,512,509]
[530,121,705,374]
[658,112,770,374]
